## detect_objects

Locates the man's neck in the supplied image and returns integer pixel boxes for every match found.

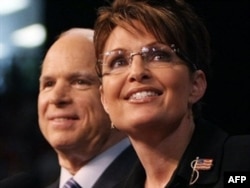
[57,130,127,174]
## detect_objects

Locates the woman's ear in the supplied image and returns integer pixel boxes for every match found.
[100,85,109,114]
[189,70,207,104]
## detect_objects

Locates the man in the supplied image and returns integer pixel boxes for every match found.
[38,28,137,188]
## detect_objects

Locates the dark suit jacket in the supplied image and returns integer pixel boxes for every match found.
[46,145,138,188]
[115,118,250,188]
[0,172,42,188]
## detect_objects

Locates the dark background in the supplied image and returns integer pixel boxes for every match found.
[0,0,249,186]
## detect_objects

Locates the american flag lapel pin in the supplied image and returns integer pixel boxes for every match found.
[189,156,213,185]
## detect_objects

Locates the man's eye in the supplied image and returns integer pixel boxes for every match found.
[72,79,90,85]
[72,79,94,90]
[40,80,54,91]
[44,81,54,87]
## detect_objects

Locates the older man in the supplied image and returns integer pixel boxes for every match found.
[38,28,137,188]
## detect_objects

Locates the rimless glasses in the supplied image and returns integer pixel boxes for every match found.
[98,43,197,76]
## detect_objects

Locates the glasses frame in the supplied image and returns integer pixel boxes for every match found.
[170,44,198,71]
[97,43,198,77]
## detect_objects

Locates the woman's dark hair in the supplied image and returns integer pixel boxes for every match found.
[94,0,211,118]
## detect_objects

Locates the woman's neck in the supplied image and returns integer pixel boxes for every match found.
[130,118,195,188]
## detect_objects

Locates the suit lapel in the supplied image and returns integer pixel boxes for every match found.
[93,145,138,188]
[46,178,59,188]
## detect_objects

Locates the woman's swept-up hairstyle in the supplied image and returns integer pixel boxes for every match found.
[94,0,211,118]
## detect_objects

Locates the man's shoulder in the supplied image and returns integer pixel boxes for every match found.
[92,145,138,188]
[103,144,138,173]
[115,145,137,161]
[0,172,41,188]
[45,179,59,188]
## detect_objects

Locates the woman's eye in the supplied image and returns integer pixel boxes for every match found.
[109,57,128,69]
[151,51,172,62]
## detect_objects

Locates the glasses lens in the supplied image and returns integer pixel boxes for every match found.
[142,44,175,65]
[100,43,183,76]
[102,50,130,75]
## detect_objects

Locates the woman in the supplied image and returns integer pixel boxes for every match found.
[94,0,250,187]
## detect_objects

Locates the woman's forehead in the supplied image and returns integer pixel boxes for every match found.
[103,24,157,51]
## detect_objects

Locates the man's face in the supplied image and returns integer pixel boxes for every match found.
[38,34,110,155]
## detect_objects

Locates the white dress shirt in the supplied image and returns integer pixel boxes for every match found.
[59,138,131,188]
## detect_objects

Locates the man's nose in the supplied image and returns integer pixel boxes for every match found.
[49,82,72,106]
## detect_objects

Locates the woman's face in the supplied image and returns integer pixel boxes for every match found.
[100,23,206,136]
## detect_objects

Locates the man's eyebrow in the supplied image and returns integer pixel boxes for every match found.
[68,72,100,82]
[39,75,52,83]
[39,72,100,82]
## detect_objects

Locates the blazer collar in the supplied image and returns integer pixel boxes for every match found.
[174,118,229,186]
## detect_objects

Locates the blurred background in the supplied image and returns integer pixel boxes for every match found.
[0,0,249,186]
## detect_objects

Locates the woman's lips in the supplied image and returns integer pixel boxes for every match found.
[124,87,163,103]
[125,87,162,100]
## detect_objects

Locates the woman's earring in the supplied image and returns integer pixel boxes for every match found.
[111,122,115,129]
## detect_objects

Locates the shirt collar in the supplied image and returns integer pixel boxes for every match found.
[59,138,131,188]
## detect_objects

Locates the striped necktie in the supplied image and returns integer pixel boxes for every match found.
[63,178,82,188]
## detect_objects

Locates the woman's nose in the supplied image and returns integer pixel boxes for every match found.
[128,55,151,82]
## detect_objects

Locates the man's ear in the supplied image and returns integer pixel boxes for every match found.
[189,70,207,104]
[100,85,109,114]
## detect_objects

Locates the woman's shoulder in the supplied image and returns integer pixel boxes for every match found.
[223,134,250,170]
[196,118,250,170]
[225,134,250,152]
[226,134,250,146]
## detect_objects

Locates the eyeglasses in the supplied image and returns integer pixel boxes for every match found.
[98,43,197,76]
